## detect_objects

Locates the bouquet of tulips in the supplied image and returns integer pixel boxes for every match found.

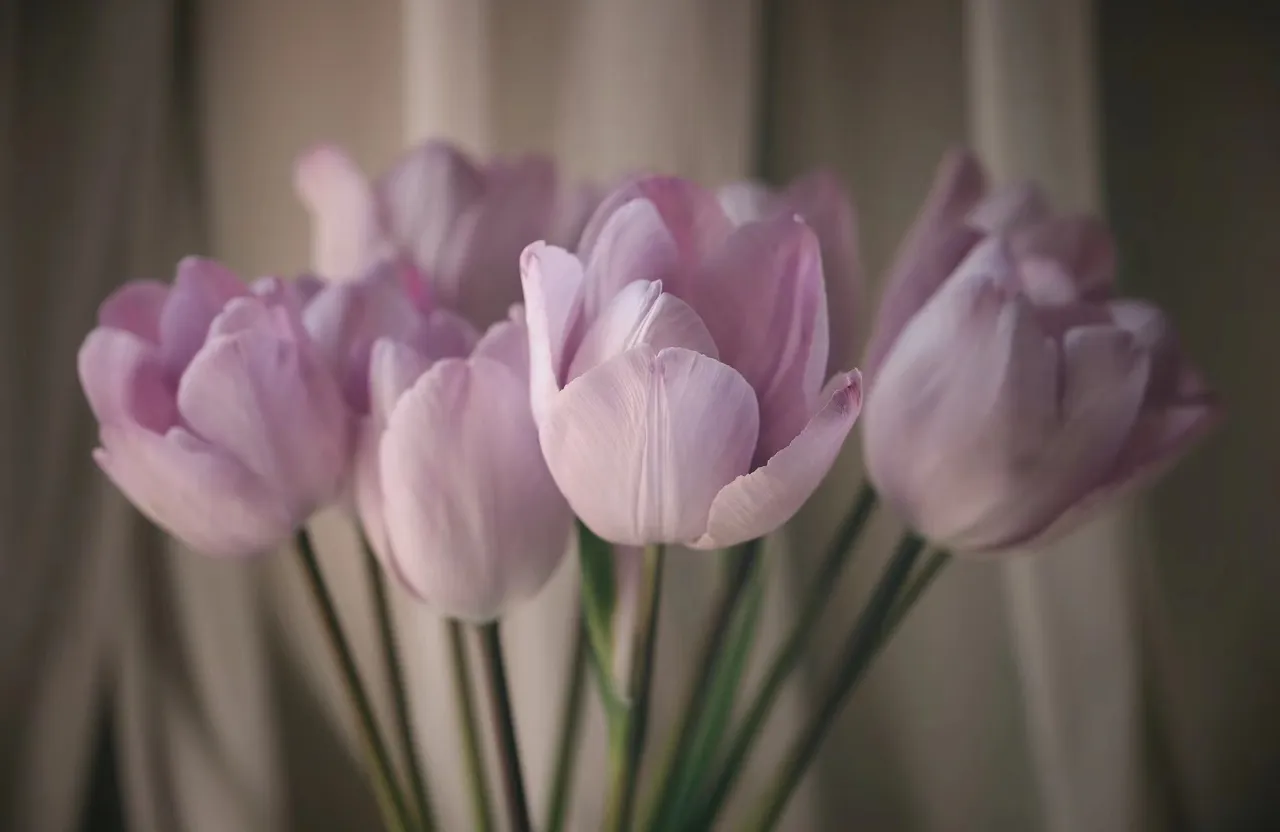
[77,141,1217,831]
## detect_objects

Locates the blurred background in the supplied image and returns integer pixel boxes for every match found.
[3,0,1278,829]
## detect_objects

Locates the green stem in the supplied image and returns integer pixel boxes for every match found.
[882,549,951,637]
[294,529,413,832]
[477,623,533,832]
[681,484,878,829]
[545,613,589,832]
[363,538,436,832]
[604,544,666,832]
[746,532,928,831]
[447,620,494,832]
[643,539,761,830]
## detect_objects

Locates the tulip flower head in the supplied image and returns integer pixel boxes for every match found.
[521,177,863,549]
[294,140,597,329]
[79,258,352,556]
[325,266,572,621]
[861,150,1220,553]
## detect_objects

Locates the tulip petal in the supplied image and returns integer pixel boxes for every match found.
[379,357,572,620]
[520,243,585,423]
[377,140,486,274]
[95,425,293,556]
[159,258,248,375]
[581,199,680,323]
[689,216,827,460]
[567,280,718,382]
[368,338,433,426]
[472,309,530,381]
[580,176,732,268]
[1012,216,1116,303]
[353,417,394,567]
[541,347,759,546]
[782,171,862,374]
[99,280,169,342]
[294,144,386,280]
[178,302,350,514]
[863,149,987,382]
[716,181,774,225]
[437,156,558,327]
[694,371,862,549]
[78,328,177,433]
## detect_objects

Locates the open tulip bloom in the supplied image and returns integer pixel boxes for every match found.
[74,146,1219,832]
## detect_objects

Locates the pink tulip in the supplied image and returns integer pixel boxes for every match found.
[78,258,352,556]
[343,271,572,620]
[522,176,863,549]
[294,139,597,329]
[862,150,1220,552]
[717,171,863,372]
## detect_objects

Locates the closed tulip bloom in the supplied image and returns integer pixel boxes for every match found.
[717,171,863,372]
[294,139,597,328]
[522,177,863,549]
[78,258,352,556]
[347,270,571,620]
[862,150,1219,552]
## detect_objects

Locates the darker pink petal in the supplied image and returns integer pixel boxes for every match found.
[159,257,248,376]
[98,281,169,343]
[78,328,177,433]
[579,175,732,269]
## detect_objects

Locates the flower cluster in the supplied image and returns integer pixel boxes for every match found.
[76,140,1217,832]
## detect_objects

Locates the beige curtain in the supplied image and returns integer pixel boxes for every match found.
[6,0,1279,829]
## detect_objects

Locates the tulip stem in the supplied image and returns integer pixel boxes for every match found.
[681,483,878,829]
[545,612,589,832]
[446,620,494,832]
[605,543,666,832]
[294,529,413,832]
[643,538,762,830]
[477,622,534,832]
[362,537,436,831]
[746,531,928,831]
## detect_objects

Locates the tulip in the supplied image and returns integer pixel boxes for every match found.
[78,258,352,556]
[861,150,1220,552]
[717,171,863,372]
[343,269,572,620]
[294,139,597,329]
[522,176,863,549]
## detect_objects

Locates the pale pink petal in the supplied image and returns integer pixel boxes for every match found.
[95,425,293,557]
[380,357,572,621]
[540,347,759,546]
[377,140,485,272]
[863,150,987,382]
[78,328,177,433]
[368,338,432,426]
[783,171,863,373]
[716,180,773,225]
[520,243,585,424]
[178,307,351,515]
[1012,216,1115,301]
[581,199,680,323]
[436,156,557,327]
[294,144,386,280]
[567,281,717,382]
[580,176,732,268]
[472,309,530,381]
[688,216,826,461]
[353,418,394,566]
[98,281,169,342]
[968,324,1151,551]
[159,258,247,375]
[694,371,862,549]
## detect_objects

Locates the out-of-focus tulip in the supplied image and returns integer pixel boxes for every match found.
[293,139,597,329]
[717,171,863,372]
[345,269,571,621]
[521,177,863,549]
[78,258,352,556]
[861,149,1220,552]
